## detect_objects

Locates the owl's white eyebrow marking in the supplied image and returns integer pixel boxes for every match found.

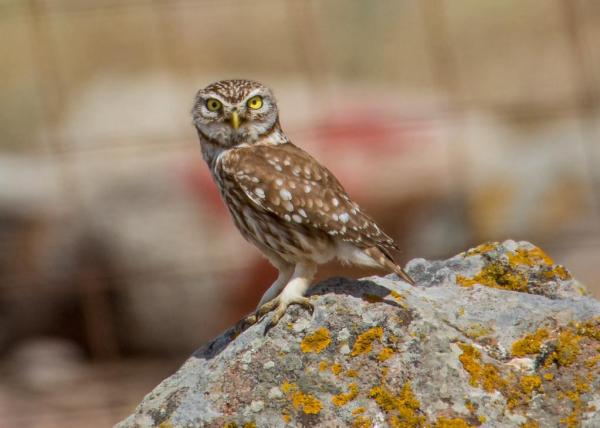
[280,189,292,201]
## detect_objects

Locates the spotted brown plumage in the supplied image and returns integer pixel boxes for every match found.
[219,142,398,257]
[192,79,414,332]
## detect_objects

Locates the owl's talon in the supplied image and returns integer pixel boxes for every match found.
[262,296,315,335]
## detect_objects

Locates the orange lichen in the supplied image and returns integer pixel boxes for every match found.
[507,247,554,267]
[543,373,554,381]
[281,381,297,394]
[291,391,322,414]
[369,383,425,427]
[318,361,329,372]
[458,343,506,392]
[346,369,359,377]
[458,244,570,292]
[551,330,581,367]
[520,420,540,428]
[520,375,543,397]
[300,327,331,353]
[585,355,600,368]
[352,327,383,356]
[560,377,592,428]
[433,417,474,428]
[332,383,359,406]
[511,328,549,357]
[576,317,600,341]
[456,263,528,292]
[378,347,394,362]
[464,242,499,256]
[353,416,373,428]
[352,407,366,415]
[331,363,343,375]
[282,412,291,423]
[243,423,256,428]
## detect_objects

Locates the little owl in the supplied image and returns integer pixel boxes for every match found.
[192,79,414,332]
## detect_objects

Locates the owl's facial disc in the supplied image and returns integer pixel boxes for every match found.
[192,83,278,147]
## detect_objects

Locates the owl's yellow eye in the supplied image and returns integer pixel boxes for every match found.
[206,98,222,112]
[247,95,263,110]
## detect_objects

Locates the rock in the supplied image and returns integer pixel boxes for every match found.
[117,240,600,428]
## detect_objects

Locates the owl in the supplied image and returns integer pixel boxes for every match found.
[192,79,414,332]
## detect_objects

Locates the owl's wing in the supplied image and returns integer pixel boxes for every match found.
[220,142,398,254]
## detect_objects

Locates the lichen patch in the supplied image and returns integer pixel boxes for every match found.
[300,327,331,353]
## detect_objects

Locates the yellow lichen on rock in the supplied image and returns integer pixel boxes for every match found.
[463,242,499,256]
[369,383,425,427]
[511,328,549,357]
[457,243,571,292]
[552,330,581,367]
[332,383,359,406]
[300,327,331,354]
[433,416,474,428]
[352,327,383,356]
[507,247,554,267]
[560,377,592,428]
[331,363,343,375]
[458,343,506,392]
[520,420,540,428]
[378,347,394,362]
[291,391,322,414]
[352,415,372,428]
[456,263,528,292]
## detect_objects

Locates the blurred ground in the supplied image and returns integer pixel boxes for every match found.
[1,0,599,426]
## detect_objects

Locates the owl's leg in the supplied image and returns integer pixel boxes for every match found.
[259,262,317,334]
[257,262,294,307]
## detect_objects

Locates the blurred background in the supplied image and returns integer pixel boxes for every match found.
[1,0,599,426]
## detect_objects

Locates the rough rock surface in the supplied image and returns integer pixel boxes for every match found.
[118,240,600,428]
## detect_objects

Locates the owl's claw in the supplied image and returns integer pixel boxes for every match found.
[261,295,314,335]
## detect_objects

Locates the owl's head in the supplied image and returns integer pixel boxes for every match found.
[192,79,279,147]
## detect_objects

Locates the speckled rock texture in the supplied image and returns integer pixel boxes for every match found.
[117,240,600,428]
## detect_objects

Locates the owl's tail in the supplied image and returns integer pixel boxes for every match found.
[365,247,415,286]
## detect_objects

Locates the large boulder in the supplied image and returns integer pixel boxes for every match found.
[117,240,600,427]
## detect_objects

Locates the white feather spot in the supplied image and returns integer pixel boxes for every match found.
[274,165,283,172]
[254,188,265,199]
[275,178,283,186]
[251,177,260,183]
[292,166,301,176]
[292,214,302,223]
[332,198,339,207]
[298,209,307,218]
[304,185,312,193]
[332,213,339,221]
[284,214,291,222]
[280,189,292,201]
[339,213,350,223]
[289,182,296,189]
[284,202,294,212]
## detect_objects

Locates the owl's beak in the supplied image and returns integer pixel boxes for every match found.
[231,111,241,130]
